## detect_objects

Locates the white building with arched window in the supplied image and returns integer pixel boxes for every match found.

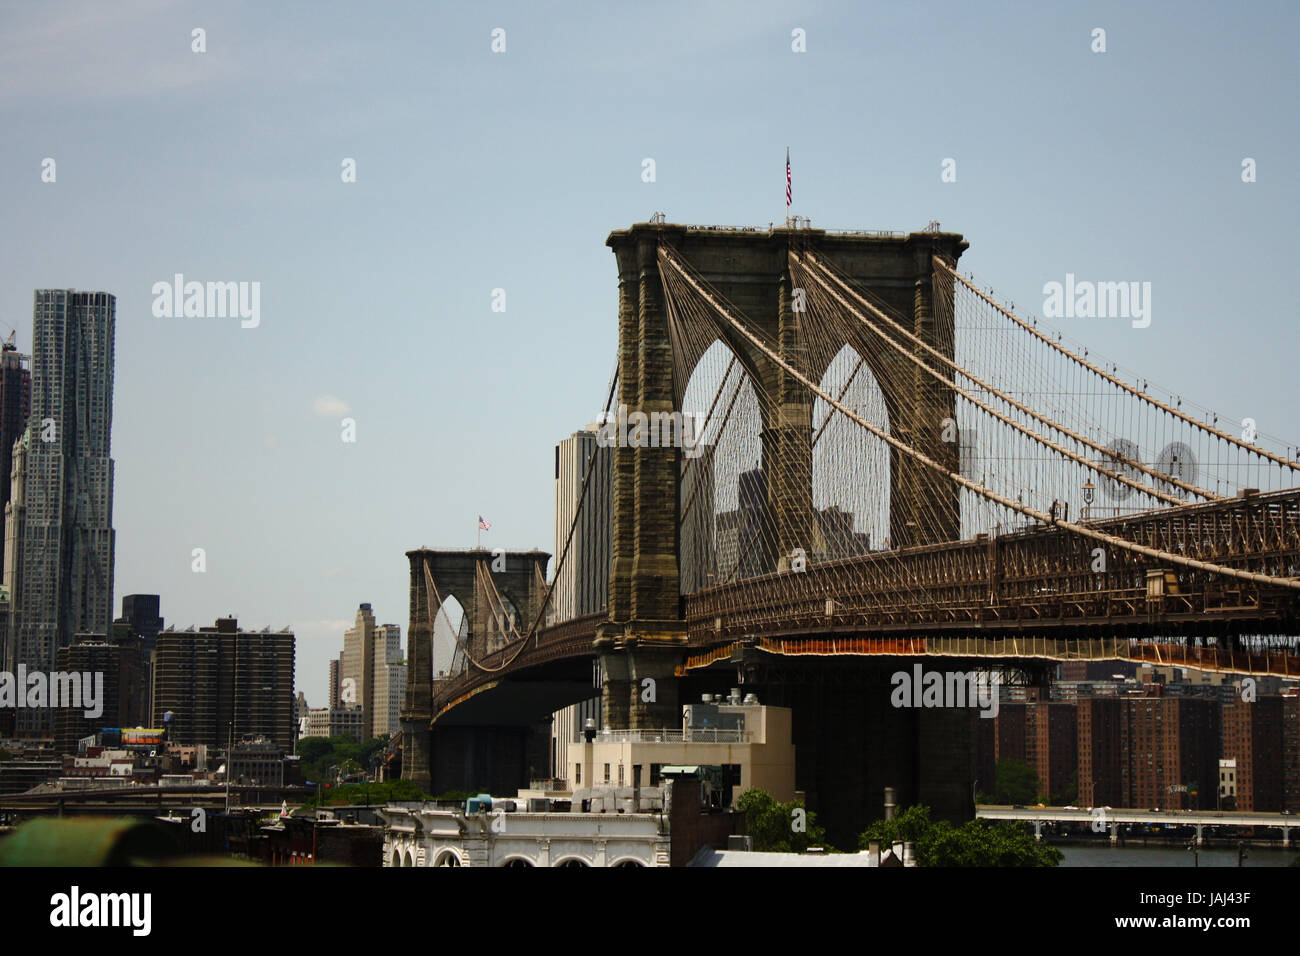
[381,800,670,868]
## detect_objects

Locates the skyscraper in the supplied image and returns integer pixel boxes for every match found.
[1,423,30,678]
[552,425,612,621]
[372,622,406,737]
[679,444,716,593]
[342,603,378,739]
[118,594,164,657]
[117,594,164,723]
[9,291,116,737]
[0,335,31,583]
[550,425,611,782]
[341,607,405,739]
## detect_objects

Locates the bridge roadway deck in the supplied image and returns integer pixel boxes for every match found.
[430,489,1300,716]
[978,805,1297,830]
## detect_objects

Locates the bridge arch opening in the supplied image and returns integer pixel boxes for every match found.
[811,343,891,557]
[431,593,467,678]
[679,338,765,591]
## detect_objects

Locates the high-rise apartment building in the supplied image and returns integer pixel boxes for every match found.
[8,291,116,737]
[1028,700,1078,803]
[1283,694,1300,813]
[1077,697,1123,807]
[152,617,295,751]
[51,627,146,757]
[1118,692,1219,811]
[1222,697,1284,812]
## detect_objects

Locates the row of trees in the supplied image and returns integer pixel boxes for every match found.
[296,735,390,787]
[737,789,1061,866]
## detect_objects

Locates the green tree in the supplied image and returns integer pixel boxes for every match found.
[994,758,1040,805]
[296,737,333,765]
[736,789,830,852]
[298,735,389,784]
[859,804,1061,867]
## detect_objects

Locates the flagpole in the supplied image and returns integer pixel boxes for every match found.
[785,146,790,226]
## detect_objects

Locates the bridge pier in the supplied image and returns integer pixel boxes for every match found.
[598,650,631,730]
[1195,823,1204,846]
[1033,820,1043,842]
[401,715,433,793]
[742,658,974,848]
[425,723,551,798]
[626,644,682,729]
[1110,822,1119,845]
[1283,826,1291,848]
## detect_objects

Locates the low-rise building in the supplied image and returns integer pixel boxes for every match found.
[563,699,796,808]
[381,771,731,867]
[303,706,364,741]
[229,736,285,787]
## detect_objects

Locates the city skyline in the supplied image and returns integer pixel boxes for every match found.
[2,1,1296,710]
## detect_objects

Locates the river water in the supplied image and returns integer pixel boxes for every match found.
[1059,844,1297,867]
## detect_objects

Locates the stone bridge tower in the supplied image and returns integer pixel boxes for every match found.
[401,547,551,792]
[596,222,967,732]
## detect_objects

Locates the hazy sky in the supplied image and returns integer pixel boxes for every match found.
[1,0,1295,706]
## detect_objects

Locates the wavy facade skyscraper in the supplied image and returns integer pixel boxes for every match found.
[7,290,115,737]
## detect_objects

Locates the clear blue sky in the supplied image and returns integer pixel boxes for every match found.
[1,0,1295,707]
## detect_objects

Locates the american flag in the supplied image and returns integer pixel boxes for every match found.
[786,147,791,207]
[478,515,491,531]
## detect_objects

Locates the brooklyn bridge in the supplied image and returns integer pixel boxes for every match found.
[401,220,1300,843]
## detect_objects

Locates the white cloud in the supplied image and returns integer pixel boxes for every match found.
[312,395,351,417]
